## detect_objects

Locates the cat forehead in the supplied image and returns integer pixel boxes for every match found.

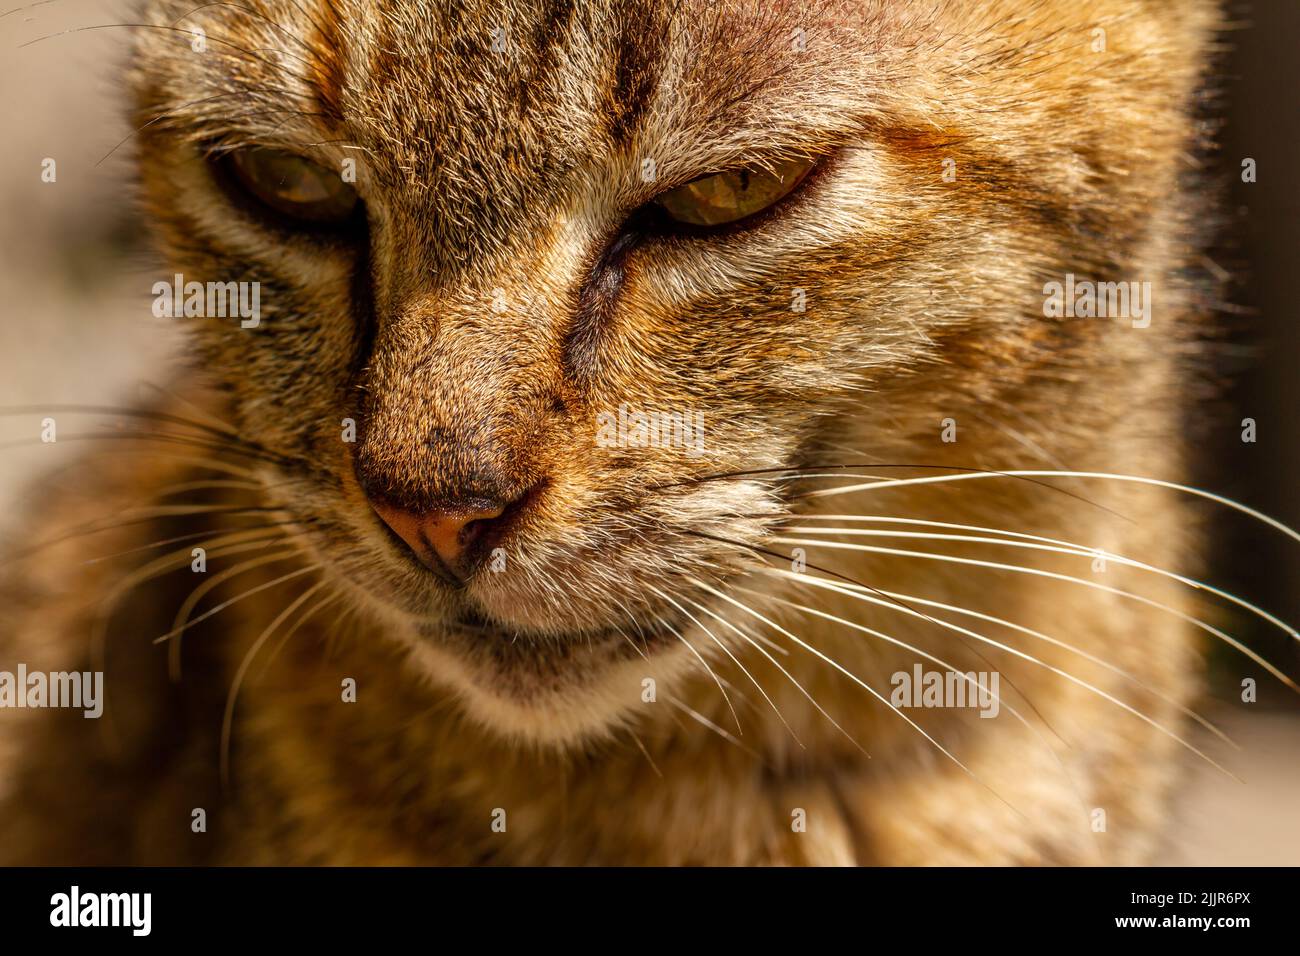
[335,1,877,137]
[133,0,896,242]
[144,0,893,154]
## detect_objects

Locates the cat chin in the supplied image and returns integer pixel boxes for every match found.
[392,623,696,747]
[330,567,706,744]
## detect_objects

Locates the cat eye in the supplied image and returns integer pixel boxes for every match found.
[225,147,359,225]
[651,156,816,228]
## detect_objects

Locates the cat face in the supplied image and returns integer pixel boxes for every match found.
[131,0,1205,740]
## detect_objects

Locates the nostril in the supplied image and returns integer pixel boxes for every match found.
[459,515,494,549]
[366,488,540,581]
[412,502,503,577]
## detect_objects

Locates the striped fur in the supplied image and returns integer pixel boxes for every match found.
[0,0,1224,863]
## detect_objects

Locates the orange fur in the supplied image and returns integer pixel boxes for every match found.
[0,0,1225,864]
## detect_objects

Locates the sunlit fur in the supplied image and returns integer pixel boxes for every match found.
[0,0,1238,863]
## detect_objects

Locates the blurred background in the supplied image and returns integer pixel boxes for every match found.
[0,2,1295,863]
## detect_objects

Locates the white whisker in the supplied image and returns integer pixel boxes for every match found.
[782,523,1299,648]
[684,579,870,758]
[86,532,287,755]
[611,623,651,663]
[681,580,986,786]
[654,607,743,736]
[627,728,663,778]
[801,469,1300,546]
[758,568,1236,778]
[93,531,287,679]
[730,581,1070,767]
[768,535,1298,693]
[650,584,779,737]
[761,557,1233,747]
[671,591,805,748]
[663,693,756,756]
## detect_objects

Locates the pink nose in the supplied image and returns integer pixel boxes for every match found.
[369,499,506,578]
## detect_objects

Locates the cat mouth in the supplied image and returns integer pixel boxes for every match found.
[429,605,682,658]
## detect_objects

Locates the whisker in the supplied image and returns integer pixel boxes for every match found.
[170,2,316,55]
[685,528,936,626]
[651,584,801,747]
[0,403,243,441]
[135,380,243,434]
[611,623,650,663]
[783,524,1300,648]
[146,472,303,503]
[95,88,302,167]
[18,21,318,75]
[608,595,656,651]
[0,430,294,469]
[768,563,1233,747]
[320,601,355,646]
[6,504,290,571]
[688,534,1066,742]
[626,728,664,778]
[723,615,790,657]
[726,584,1088,817]
[29,446,262,479]
[757,569,1237,779]
[153,557,319,646]
[0,1,58,23]
[84,519,305,565]
[682,581,870,757]
[151,478,265,498]
[93,533,286,673]
[966,404,1071,471]
[165,546,312,678]
[662,693,757,757]
[678,575,989,792]
[801,470,1300,546]
[767,536,1300,693]
[737,579,1075,770]
[653,463,1125,520]
[254,591,344,681]
[654,608,743,737]
[220,579,332,790]
[88,533,287,750]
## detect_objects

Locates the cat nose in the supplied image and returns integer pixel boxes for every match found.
[368,498,507,580]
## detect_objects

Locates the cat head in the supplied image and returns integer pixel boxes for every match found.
[129,0,1212,742]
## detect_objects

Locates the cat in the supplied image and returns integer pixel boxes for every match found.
[0,0,1245,864]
